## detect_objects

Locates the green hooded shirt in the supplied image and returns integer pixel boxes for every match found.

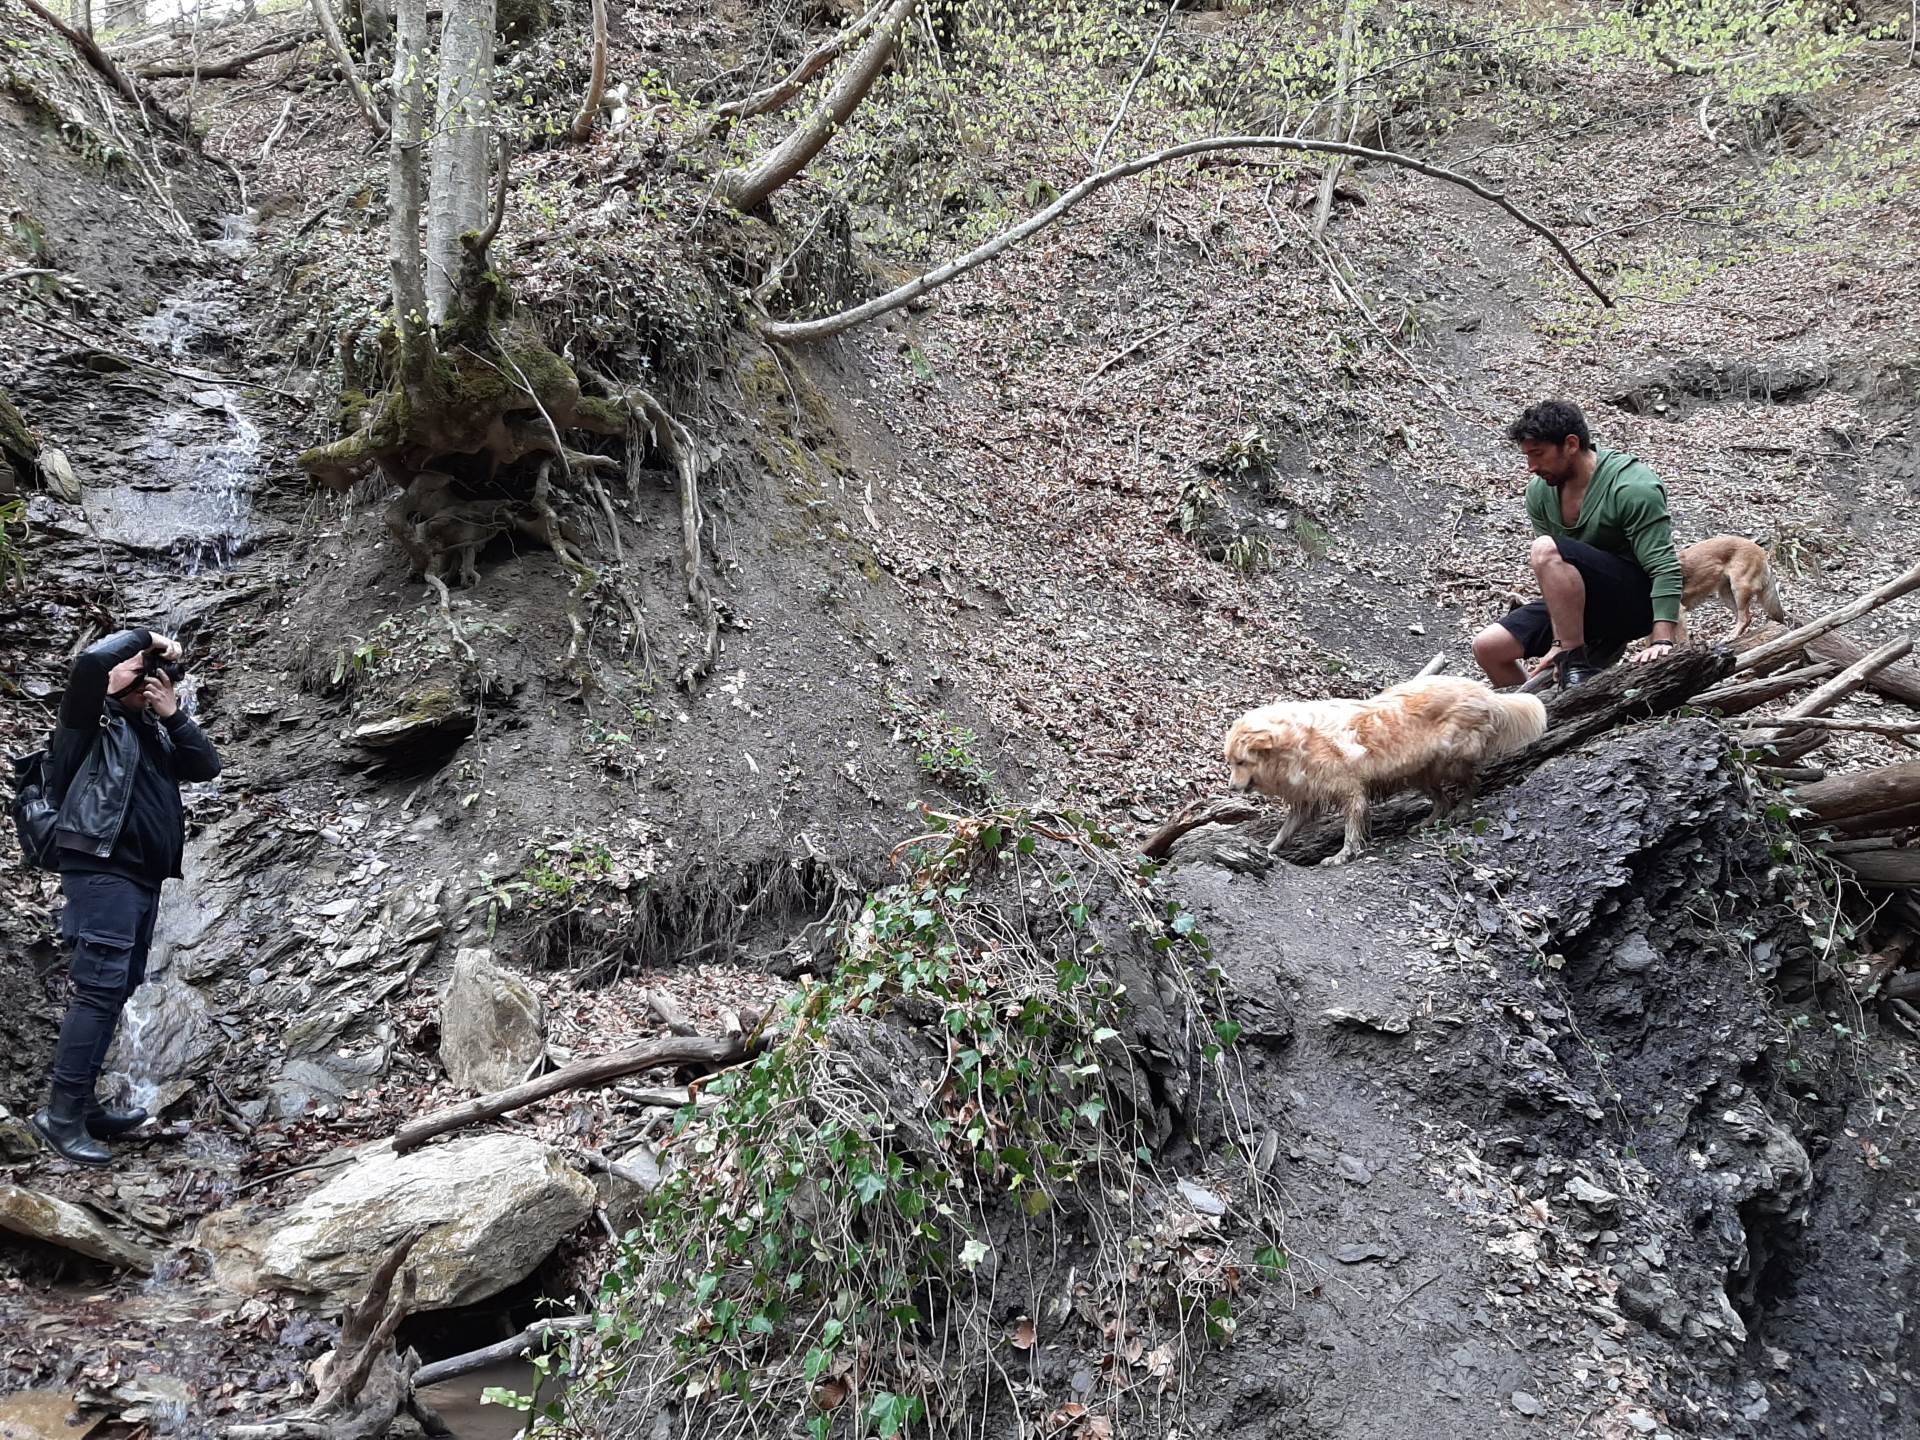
[1525,448,1684,625]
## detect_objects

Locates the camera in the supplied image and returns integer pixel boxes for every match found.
[141,655,188,686]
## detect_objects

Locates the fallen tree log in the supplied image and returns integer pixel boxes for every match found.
[1694,660,1838,716]
[1142,795,1261,861]
[1834,850,1920,887]
[1739,637,1914,758]
[1789,761,1920,826]
[1807,632,1920,709]
[137,27,315,78]
[392,1034,749,1153]
[1734,560,1920,675]
[1823,802,1920,838]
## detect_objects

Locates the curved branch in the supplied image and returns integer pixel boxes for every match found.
[714,0,922,214]
[715,0,891,124]
[567,0,608,142]
[764,132,1611,344]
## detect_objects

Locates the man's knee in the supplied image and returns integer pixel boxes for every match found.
[1528,535,1563,572]
[1472,625,1518,667]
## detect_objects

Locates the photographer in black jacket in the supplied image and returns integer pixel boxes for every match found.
[32,627,221,1166]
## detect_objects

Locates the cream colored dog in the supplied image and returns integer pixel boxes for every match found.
[1676,535,1786,642]
[1224,676,1548,864]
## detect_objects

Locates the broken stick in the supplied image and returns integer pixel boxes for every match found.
[391,1034,748,1154]
[1733,560,1920,675]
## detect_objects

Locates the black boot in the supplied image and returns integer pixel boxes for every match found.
[86,1099,149,1140]
[1557,645,1601,689]
[31,1089,112,1167]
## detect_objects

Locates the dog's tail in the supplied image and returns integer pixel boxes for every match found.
[1487,692,1549,754]
[1760,558,1787,622]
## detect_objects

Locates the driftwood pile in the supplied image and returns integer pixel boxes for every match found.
[1144,558,1920,1009]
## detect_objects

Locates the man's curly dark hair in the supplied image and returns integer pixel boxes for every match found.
[1506,400,1592,451]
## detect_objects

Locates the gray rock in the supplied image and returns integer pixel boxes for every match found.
[1176,1178,1227,1217]
[1564,1175,1620,1215]
[258,1133,595,1309]
[36,446,81,502]
[1335,1154,1373,1185]
[1511,1391,1543,1416]
[1321,1006,1411,1035]
[438,948,546,1093]
[1335,1242,1389,1265]
[0,1182,155,1272]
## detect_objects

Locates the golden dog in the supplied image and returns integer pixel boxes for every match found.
[1224,676,1548,864]
[1676,535,1785,642]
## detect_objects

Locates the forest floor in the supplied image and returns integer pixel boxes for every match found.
[2,1,1919,1438]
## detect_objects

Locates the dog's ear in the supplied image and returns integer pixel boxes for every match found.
[1237,726,1278,755]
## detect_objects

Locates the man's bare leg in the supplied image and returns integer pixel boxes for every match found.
[1471,624,1529,688]
[1531,535,1587,650]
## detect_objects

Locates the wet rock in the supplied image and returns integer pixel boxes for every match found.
[103,978,221,1113]
[0,1182,155,1272]
[258,1133,596,1309]
[438,947,546,1093]
[263,1059,354,1119]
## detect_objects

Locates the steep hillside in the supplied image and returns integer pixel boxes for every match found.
[2,2,1919,1438]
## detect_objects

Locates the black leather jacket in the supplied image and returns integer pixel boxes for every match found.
[48,628,221,870]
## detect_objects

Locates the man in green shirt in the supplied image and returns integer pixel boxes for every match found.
[1471,400,1683,689]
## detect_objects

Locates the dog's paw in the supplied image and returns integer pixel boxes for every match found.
[1321,850,1359,867]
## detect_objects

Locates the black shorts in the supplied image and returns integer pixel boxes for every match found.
[1497,536,1654,660]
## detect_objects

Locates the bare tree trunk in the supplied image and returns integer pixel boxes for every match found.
[70,0,91,40]
[715,0,921,213]
[425,0,497,323]
[310,0,388,136]
[388,0,432,379]
[567,0,607,142]
[1311,0,1361,239]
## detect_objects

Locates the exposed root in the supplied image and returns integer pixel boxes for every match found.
[226,1227,429,1440]
[626,386,721,692]
[424,574,476,665]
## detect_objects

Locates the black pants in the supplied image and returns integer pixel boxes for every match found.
[49,872,159,1099]
[1496,535,1655,661]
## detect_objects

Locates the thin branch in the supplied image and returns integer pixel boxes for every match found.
[715,0,922,213]
[1733,561,1920,675]
[1091,0,1175,171]
[764,132,1611,343]
[1312,0,1362,240]
[414,1318,593,1389]
[714,0,890,123]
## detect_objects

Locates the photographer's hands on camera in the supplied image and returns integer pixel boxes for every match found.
[143,633,182,718]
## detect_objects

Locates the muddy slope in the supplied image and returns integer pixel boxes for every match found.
[1170,723,1915,1439]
